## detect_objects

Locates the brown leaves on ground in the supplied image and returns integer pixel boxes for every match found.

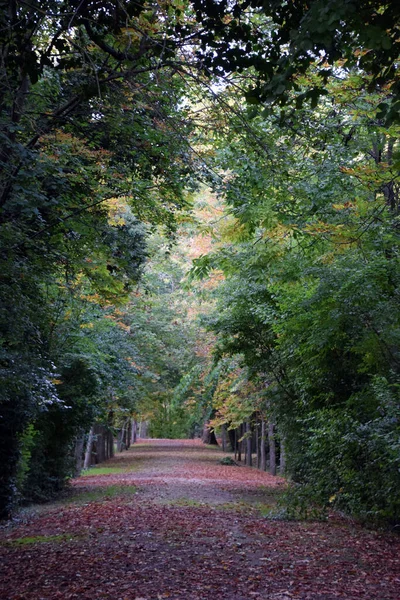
[1,439,399,600]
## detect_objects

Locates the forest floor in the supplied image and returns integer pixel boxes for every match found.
[1,439,400,600]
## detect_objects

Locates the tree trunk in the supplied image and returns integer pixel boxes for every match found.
[74,431,85,477]
[117,422,126,452]
[105,430,109,459]
[126,420,132,449]
[246,421,252,466]
[268,422,276,476]
[260,418,267,471]
[109,430,114,458]
[83,426,94,469]
[280,437,286,475]
[202,421,218,445]
[131,419,137,444]
[255,418,259,469]
[100,427,106,463]
[237,424,243,462]
[221,424,227,452]
[228,427,235,454]
[94,424,105,463]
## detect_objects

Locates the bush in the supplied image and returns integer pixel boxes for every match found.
[286,391,400,525]
[219,456,238,465]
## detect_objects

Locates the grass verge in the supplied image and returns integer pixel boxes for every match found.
[66,484,137,504]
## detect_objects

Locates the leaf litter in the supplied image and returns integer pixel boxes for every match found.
[1,439,399,599]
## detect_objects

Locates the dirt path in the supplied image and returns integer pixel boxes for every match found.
[1,439,399,600]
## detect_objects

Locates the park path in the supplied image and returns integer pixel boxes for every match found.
[1,439,400,600]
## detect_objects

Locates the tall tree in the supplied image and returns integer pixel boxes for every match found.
[192,68,400,522]
[0,0,199,517]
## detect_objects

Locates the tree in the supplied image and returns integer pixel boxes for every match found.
[0,0,199,517]
[191,69,400,522]
[191,0,400,121]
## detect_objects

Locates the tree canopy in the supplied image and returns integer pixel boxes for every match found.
[192,0,400,121]
[1,0,400,525]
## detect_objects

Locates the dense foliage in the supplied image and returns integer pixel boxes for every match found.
[191,0,400,121]
[1,0,399,526]
[0,0,200,517]
[192,70,400,523]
